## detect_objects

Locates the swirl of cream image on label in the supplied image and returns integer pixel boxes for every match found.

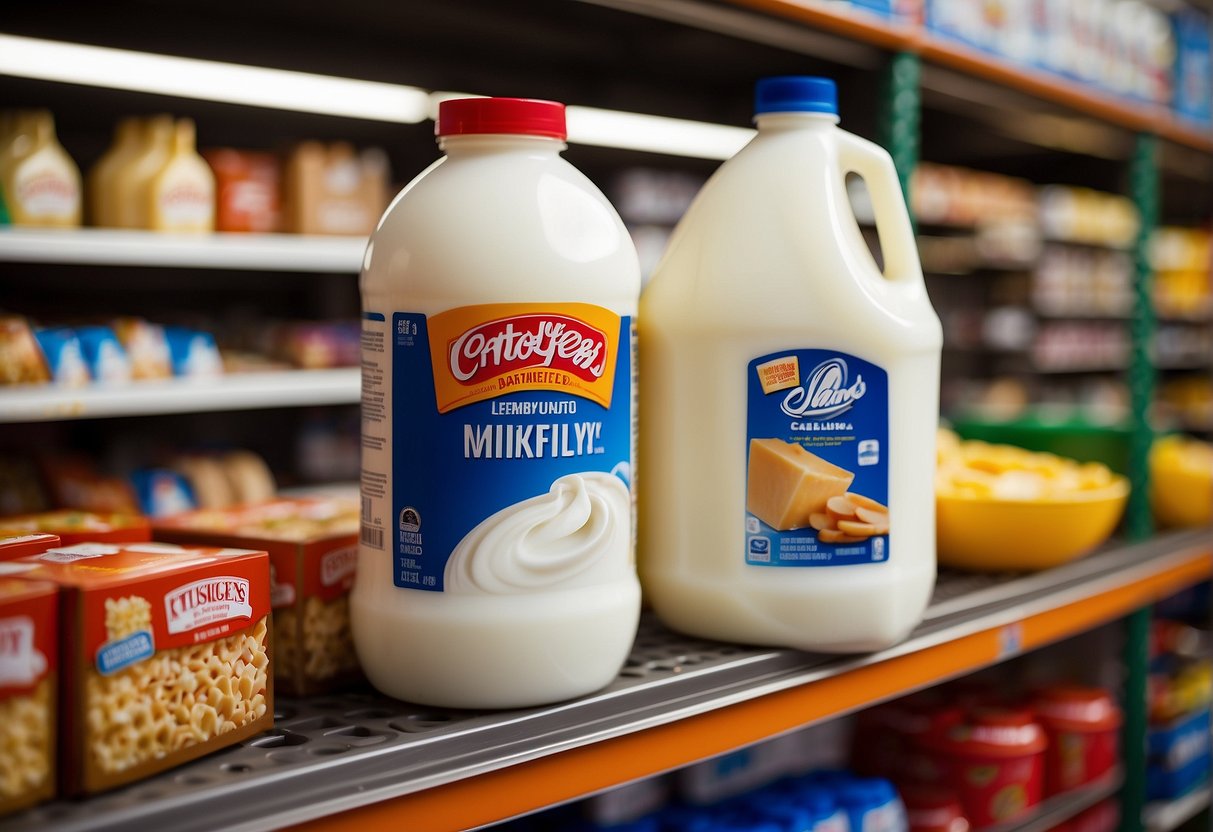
[444,472,630,594]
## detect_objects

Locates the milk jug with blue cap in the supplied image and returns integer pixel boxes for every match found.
[639,76,942,652]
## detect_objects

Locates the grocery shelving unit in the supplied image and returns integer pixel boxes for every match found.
[0,227,366,272]
[1144,786,1212,832]
[2,1,1212,831]
[5,531,1207,832]
[0,369,360,423]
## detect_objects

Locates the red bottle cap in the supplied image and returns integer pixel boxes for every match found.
[437,97,567,140]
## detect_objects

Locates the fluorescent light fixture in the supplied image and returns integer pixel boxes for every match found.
[0,37,749,159]
[566,105,754,160]
[0,34,430,123]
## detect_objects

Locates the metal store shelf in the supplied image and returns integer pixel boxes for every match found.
[0,228,365,272]
[0,369,361,423]
[8,528,1210,832]
[990,768,1123,832]
[1145,786,1212,832]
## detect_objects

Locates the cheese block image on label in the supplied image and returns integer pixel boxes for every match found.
[746,438,854,530]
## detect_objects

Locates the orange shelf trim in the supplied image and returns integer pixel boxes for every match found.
[291,547,1211,832]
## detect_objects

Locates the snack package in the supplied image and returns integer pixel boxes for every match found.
[0,316,51,386]
[154,498,358,695]
[173,454,236,509]
[0,511,151,546]
[164,327,223,378]
[73,326,133,384]
[0,576,58,816]
[111,318,171,380]
[281,142,389,236]
[129,469,197,518]
[7,541,271,795]
[202,149,280,233]
[33,329,90,387]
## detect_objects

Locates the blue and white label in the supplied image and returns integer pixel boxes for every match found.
[96,631,155,676]
[745,349,889,567]
[382,304,635,593]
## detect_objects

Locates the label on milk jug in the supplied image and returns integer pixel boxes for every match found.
[362,303,634,593]
[744,349,888,567]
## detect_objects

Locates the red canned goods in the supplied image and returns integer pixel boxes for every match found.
[1031,686,1122,796]
[925,707,1048,829]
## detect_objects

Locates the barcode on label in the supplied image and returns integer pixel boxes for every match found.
[361,525,384,549]
[361,496,372,522]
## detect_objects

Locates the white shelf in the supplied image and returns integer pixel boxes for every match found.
[0,227,366,272]
[0,369,360,422]
[1145,786,1211,832]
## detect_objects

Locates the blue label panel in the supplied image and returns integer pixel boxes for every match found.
[391,312,632,591]
[96,630,155,675]
[745,349,889,567]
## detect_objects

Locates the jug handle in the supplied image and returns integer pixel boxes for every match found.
[835,130,923,287]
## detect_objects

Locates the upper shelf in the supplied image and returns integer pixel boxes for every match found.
[0,369,361,423]
[717,0,1213,153]
[0,227,366,272]
[6,528,1209,832]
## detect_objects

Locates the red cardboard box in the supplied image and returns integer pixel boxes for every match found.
[0,512,151,546]
[10,541,271,795]
[0,576,59,815]
[154,498,358,695]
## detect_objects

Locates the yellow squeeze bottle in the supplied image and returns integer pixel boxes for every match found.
[147,118,215,232]
[2,111,82,227]
[87,118,143,227]
[113,115,172,229]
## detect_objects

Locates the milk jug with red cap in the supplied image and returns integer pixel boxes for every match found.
[354,97,642,708]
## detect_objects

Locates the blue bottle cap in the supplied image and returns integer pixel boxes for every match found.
[754,77,838,116]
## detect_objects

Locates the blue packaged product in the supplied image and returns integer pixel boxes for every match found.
[850,0,893,18]
[1173,10,1213,126]
[130,469,197,517]
[34,328,90,386]
[833,778,905,832]
[762,781,849,832]
[1146,708,1212,800]
[164,326,223,377]
[74,325,132,383]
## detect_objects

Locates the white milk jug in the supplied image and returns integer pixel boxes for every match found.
[354,98,642,707]
[640,77,942,653]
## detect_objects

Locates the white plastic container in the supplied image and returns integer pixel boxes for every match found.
[353,97,642,708]
[639,77,942,653]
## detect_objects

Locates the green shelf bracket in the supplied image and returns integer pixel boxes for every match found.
[1119,131,1160,832]
[1121,605,1153,832]
[879,50,921,209]
[1127,133,1159,543]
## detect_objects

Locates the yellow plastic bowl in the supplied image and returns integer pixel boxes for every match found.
[1150,437,1213,529]
[1151,464,1213,528]
[936,478,1129,571]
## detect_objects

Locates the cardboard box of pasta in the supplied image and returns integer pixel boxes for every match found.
[0,533,61,560]
[154,498,358,696]
[8,541,271,795]
[0,575,58,815]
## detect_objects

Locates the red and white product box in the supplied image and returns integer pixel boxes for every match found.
[10,542,271,795]
[0,533,60,560]
[154,498,359,695]
[0,576,58,816]
[0,511,151,546]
